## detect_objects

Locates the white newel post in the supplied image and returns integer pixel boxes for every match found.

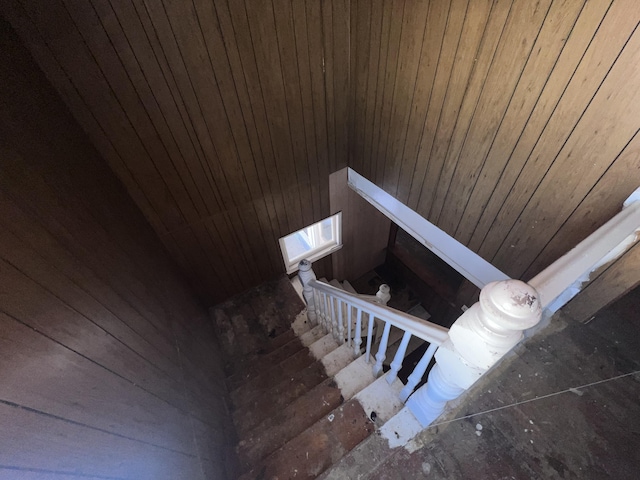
[407,279,542,427]
[298,259,318,325]
[376,284,391,305]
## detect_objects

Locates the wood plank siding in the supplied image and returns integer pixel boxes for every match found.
[2,0,639,307]
[0,21,234,479]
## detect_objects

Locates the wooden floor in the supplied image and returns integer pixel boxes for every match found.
[363,286,640,479]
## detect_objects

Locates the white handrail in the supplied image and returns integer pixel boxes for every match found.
[308,279,449,345]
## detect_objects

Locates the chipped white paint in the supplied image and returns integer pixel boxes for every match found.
[406,280,542,429]
[379,407,424,449]
[347,167,509,288]
[320,343,356,377]
[299,325,327,347]
[529,186,640,313]
[354,375,405,424]
[308,334,340,360]
[334,355,377,401]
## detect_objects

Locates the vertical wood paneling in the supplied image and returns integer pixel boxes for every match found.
[349,0,640,302]
[0,21,234,477]
[3,0,346,304]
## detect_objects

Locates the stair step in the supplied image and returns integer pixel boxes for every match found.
[226,336,306,391]
[329,278,343,289]
[308,333,340,360]
[341,280,357,294]
[291,310,313,336]
[236,378,344,469]
[333,355,377,401]
[238,398,374,480]
[320,343,356,376]
[299,324,326,347]
[232,361,329,436]
[230,348,317,409]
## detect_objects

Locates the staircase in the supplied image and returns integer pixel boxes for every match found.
[212,268,452,479]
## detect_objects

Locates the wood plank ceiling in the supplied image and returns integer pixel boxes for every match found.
[3,0,639,305]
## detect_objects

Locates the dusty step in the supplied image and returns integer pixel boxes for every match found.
[238,398,375,480]
[226,336,306,391]
[232,361,329,435]
[236,378,344,470]
[230,348,317,409]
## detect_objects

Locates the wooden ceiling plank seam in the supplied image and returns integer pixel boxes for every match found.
[382,0,431,197]
[395,0,450,204]
[491,23,640,278]
[373,0,405,188]
[469,0,625,256]
[428,0,513,227]
[439,0,552,236]
[522,129,640,280]
[156,0,252,210]
[305,0,331,217]
[347,0,357,171]
[408,0,468,211]
[90,0,212,222]
[413,0,489,218]
[454,0,588,245]
[353,0,372,179]
[60,0,204,233]
[139,0,237,213]
[127,0,226,215]
[226,0,290,235]
[15,0,186,232]
[321,0,337,175]
[361,0,384,185]
[291,0,322,224]
[332,0,351,171]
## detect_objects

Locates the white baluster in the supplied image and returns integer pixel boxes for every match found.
[337,299,345,344]
[387,331,412,384]
[298,259,317,324]
[353,308,363,357]
[319,292,328,331]
[407,280,542,427]
[373,321,392,377]
[400,343,438,402]
[347,301,352,346]
[331,296,339,340]
[365,312,375,363]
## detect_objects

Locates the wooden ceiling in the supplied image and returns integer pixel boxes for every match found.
[3,0,639,306]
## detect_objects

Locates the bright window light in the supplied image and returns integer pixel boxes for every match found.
[279,212,343,274]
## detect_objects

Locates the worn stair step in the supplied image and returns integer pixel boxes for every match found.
[230,348,317,409]
[232,361,330,436]
[226,336,306,391]
[238,398,375,480]
[299,324,327,347]
[329,278,343,289]
[291,310,313,336]
[333,355,378,401]
[236,378,344,470]
[341,280,357,294]
[308,333,340,360]
[223,328,300,378]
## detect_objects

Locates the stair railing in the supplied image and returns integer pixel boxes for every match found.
[298,259,449,401]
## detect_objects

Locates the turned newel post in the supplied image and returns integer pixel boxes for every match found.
[298,259,318,325]
[407,279,542,427]
[376,284,391,305]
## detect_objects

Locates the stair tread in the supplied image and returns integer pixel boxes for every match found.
[299,324,326,347]
[341,280,357,294]
[238,398,374,480]
[308,333,340,360]
[232,361,329,436]
[226,336,306,391]
[230,348,317,409]
[236,378,344,469]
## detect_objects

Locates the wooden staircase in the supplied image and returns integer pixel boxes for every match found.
[212,276,426,479]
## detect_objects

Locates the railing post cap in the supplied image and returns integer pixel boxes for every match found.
[298,259,312,271]
[480,280,542,331]
[379,284,390,293]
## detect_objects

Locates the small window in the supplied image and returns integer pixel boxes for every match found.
[279,212,343,274]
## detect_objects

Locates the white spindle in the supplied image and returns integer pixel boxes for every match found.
[347,301,352,346]
[353,308,363,356]
[331,295,339,339]
[373,321,392,377]
[387,331,412,384]
[319,292,328,331]
[400,343,438,402]
[337,299,345,344]
[365,312,375,363]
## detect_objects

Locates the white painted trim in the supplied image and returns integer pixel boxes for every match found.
[529,187,640,311]
[347,168,509,288]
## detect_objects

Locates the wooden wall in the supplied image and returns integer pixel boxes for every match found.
[1,0,350,304]
[349,0,640,303]
[0,20,235,479]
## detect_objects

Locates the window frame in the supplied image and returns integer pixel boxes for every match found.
[279,212,343,274]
